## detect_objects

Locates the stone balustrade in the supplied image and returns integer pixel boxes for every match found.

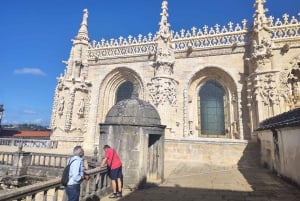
[0,138,58,149]
[0,151,70,168]
[0,151,14,165]
[30,153,70,168]
[87,13,300,60]
[0,167,110,201]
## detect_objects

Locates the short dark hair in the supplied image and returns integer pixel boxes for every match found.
[73,145,83,155]
[103,145,110,149]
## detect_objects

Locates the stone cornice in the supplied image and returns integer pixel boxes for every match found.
[87,44,248,65]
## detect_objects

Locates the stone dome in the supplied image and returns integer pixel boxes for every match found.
[105,98,161,125]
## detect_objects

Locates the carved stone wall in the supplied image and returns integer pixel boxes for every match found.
[50,1,300,153]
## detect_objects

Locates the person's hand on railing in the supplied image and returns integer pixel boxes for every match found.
[83,174,89,180]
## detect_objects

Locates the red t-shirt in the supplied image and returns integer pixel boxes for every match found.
[105,148,122,170]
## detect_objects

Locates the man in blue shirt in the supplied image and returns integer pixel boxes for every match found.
[66,145,89,201]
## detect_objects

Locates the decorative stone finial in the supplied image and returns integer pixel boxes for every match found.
[253,0,270,32]
[154,1,175,77]
[157,1,171,41]
[76,8,89,41]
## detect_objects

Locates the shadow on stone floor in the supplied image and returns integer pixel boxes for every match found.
[97,142,300,201]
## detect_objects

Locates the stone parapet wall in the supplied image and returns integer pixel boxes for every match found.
[164,139,260,167]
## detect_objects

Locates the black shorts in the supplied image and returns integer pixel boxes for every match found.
[110,166,122,180]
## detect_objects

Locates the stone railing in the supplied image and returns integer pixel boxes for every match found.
[0,151,97,169]
[0,167,110,201]
[0,138,58,149]
[88,13,300,60]
[0,151,98,180]
[88,20,249,59]
[269,13,300,40]
[0,151,14,165]
[30,152,70,168]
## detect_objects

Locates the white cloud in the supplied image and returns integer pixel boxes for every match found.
[14,68,46,76]
[21,110,37,115]
[32,118,44,124]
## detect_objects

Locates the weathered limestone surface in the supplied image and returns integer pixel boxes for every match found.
[48,0,300,159]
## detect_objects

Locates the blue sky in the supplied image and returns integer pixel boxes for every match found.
[0,0,299,126]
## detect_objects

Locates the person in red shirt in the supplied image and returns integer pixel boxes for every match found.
[99,145,123,198]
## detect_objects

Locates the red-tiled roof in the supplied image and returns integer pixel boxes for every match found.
[0,130,52,137]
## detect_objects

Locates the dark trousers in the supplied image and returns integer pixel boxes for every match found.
[66,184,80,201]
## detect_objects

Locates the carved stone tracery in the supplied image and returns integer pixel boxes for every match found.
[248,55,300,110]
[249,0,274,69]
[251,37,273,62]
[248,72,279,106]
[147,77,178,106]
[289,56,300,107]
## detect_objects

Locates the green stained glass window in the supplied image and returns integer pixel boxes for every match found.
[199,80,225,136]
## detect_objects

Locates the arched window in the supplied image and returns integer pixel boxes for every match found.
[115,81,134,103]
[198,80,225,136]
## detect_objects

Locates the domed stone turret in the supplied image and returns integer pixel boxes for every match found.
[100,97,165,189]
[104,98,161,125]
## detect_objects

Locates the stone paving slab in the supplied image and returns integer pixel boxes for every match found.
[100,162,300,201]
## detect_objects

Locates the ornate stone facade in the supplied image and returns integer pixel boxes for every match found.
[50,0,300,153]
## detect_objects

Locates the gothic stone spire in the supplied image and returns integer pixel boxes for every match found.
[147,1,178,107]
[249,0,273,72]
[157,1,171,42]
[76,8,89,41]
[154,1,175,77]
[253,0,270,33]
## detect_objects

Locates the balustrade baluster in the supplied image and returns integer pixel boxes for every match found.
[62,190,67,201]
[11,154,14,165]
[42,155,45,167]
[38,155,41,166]
[0,167,107,201]
[31,155,35,166]
[45,155,48,167]
[54,156,57,167]
[9,154,12,165]
[52,187,59,201]
[58,156,62,168]
[49,156,52,167]
[5,154,7,165]
[90,175,96,196]
[31,193,36,201]
[85,177,91,198]
[43,190,47,201]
